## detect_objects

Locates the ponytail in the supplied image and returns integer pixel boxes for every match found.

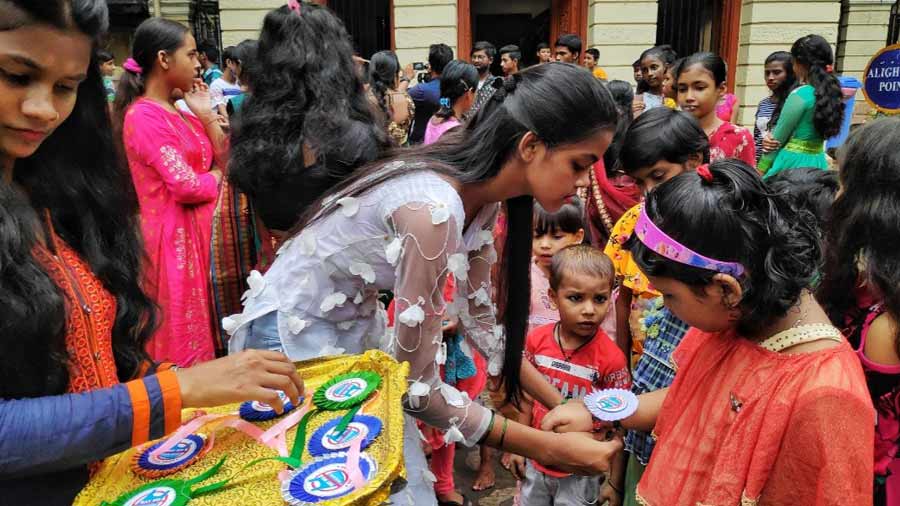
[790,34,843,139]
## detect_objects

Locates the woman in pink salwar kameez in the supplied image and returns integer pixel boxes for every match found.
[115,19,228,366]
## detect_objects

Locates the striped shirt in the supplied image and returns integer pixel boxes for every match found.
[753,96,777,163]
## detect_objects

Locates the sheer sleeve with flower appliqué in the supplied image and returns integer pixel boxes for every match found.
[389,203,493,446]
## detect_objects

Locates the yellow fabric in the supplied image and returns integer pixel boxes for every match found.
[664,98,677,109]
[75,350,409,506]
[604,204,660,298]
[593,67,609,80]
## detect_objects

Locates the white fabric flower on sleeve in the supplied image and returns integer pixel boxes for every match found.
[222,314,242,336]
[447,253,469,282]
[385,237,403,266]
[439,384,467,407]
[349,261,376,284]
[435,341,447,365]
[320,292,347,313]
[337,197,360,217]
[287,316,308,335]
[299,231,317,256]
[443,423,465,445]
[421,469,438,483]
[241,270,265,301]
[398,303,425,327]
[484,245,498,264]
[407,381,430,409]
[469,287,491,307]
[430,203,450,225]
[353,292,364,305]
[477,229,494,249]
[337,321,355,331]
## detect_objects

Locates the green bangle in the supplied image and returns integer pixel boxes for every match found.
[498,417,509,449]
[478,410,496,445]
[559,398,568,406]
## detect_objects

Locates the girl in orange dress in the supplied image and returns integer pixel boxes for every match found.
[543,159,873,505]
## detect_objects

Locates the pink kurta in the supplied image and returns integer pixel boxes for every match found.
[124,98,219,366]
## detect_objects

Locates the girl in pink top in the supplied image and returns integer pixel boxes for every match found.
[116,19,229,366]
[819,118,900,505]
[424,60,478,145]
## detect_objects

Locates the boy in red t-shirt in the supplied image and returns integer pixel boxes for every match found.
[512,244,630,505]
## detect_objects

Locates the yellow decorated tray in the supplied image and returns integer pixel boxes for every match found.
[75,350,409,506]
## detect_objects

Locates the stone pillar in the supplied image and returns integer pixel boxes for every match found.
[587,0,658,82]
[836,0,893,80]
[159,0,191,24]
[219,0,280,46]
[733,0,841,126]
[394,0,458,67]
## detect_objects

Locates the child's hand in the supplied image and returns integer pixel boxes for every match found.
[508,454,526,480]
[540,399,596,433]
[762,133,781,153]
[599,480,623,506]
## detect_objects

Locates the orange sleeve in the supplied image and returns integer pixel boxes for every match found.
[124,379,151,447]
[156,369,184,435]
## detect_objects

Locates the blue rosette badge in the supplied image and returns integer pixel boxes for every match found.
[584,388,639,422]
[131,434,209,478]
[308,415,382,457]
[282,452,378,505]
[239,390,298,422]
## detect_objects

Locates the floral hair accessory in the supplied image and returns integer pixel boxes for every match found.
[634,207,745,277]
[439,97,451,108]
[696,163,713,182]
[287,0,301,13]
[123,58,143,75]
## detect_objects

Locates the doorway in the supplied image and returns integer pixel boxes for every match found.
[469,0,552,71]
[655,0,741,91]
[328,0,392,59]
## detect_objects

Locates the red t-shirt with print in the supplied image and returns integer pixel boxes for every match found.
[525,323,631,477]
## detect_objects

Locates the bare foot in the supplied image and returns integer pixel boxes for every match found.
[437,489,466,505]
[472,462,496,492]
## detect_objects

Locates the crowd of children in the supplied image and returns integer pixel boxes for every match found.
[1,1,895,505]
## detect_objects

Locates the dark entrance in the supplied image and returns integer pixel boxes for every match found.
[471,0,552,71]
[190,0,222,53]
[328,0,392,59]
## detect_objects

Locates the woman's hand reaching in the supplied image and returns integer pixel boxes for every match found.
[175,349,304,414]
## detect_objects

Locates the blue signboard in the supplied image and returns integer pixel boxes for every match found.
[863,44,900,113]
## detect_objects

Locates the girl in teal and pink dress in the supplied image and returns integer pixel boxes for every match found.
[758,34,843,178]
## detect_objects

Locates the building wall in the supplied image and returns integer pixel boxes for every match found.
[734,0,841,126]
[587,0,658,82]
[394,0,458,66]
[159,0,191,24]
[219,0,280,46]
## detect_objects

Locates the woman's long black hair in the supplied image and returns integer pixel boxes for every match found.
[229,3,389,230]
[818,118,900,355]
[603,79,634,173]
[0,0,156,398]
[369,50,400,124]
[791,34,843,139]
[290,62,618,401]
[629,159,820,337]
[764,50,797,130]
[434,60,479,119]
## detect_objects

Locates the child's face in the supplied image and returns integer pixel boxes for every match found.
[633,65,643,83]
[533,227,585,269]
[641,55,665,91]
[550,272,613,339]
[630,156,700,194]
[662,68,675,98]
[100,59,116,76]
[538,48,553,63]
[583,53,596,69]
[677,64,725,120]
[764,61,788,92]
[647,274,737,333]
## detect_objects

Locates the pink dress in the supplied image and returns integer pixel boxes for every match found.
[123,98,219,366]
[424,116,461,145]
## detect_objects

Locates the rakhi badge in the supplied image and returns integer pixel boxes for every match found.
[131,434,209,478]
[282,452,377,505]
[308,415,382,456]
[584,389,638,422]
[239,390,299,422]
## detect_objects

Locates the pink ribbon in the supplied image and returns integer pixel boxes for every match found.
[345,436,366,490]
[123,57,143,75]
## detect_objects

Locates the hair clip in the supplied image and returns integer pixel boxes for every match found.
[123,58,143,75]
[825,64,834,73]
[696,163,713,183]
[287,0,301,13]
[439,97,451,108]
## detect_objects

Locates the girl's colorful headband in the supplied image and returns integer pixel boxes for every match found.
[634,207,746,277]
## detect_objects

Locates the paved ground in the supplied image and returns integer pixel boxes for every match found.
[452,446,517,506]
